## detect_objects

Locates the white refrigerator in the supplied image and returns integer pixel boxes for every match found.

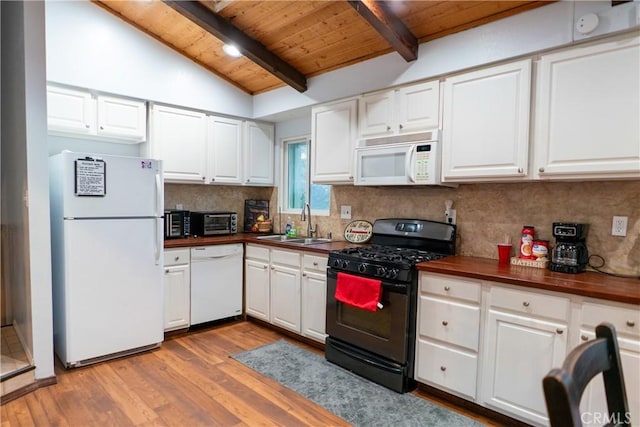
[49,151,164,367]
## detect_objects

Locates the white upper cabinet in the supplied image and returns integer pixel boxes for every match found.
[244,121,275,186]
[47,85,146,143]
[534,34,640,180]
[47,85,96,135]
[359,80,440,138]
[442,59,532,181]
[312,98,358,184]
[96,95,147,142]
[149,104,208,183]
[207,116,243,185]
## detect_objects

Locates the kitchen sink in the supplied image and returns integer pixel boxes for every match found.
[255,235,332,245]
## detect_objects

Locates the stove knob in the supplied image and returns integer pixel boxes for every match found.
[341,260,350,269]
[376,266,387,277]
[358,263,368,273]
[387,269,399,279]
[332,259,341,268]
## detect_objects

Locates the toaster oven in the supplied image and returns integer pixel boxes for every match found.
[190,212,238,236]
[164,210,190,239]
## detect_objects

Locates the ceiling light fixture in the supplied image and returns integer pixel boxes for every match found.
[223,44,242,58]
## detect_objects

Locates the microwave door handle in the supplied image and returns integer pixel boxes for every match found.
[407,147,416,183]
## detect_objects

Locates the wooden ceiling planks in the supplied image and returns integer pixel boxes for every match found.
[93,0,552,95]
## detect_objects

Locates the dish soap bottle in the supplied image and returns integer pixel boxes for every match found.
[285,216,292,237]
[289,219,298,237]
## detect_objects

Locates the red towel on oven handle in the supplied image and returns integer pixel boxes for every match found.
[335,272,382,312]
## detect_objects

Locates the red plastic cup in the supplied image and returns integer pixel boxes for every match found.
[497,244,512,264]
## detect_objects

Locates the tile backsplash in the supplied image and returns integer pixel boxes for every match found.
[166,181,639,276]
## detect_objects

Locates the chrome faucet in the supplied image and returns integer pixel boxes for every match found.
[301,203,317,237]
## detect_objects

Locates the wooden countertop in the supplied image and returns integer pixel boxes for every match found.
[417,256,640,305]
[164,233,357,254]
[165,235,639,304]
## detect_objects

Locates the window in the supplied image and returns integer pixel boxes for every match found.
[282,137,330,215]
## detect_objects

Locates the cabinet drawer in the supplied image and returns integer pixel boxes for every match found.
[302,254,328,272]
[416,339,478,400]
[164,248,190,266]
[418,296,480,351]
[490,285,570,322]
[582,301,640,338]
[245,244,270,261]
[420,273,481,303]
[271,248,301,267]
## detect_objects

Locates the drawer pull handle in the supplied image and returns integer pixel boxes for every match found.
[302,273,307,277]
[442,320,448,326]
[444,286,451,291]
[174,256,179,261]
[313,262,318,266]
[522,301,530,307]
[556,328,564,335]
[165,269,169,273]
[627,320,636,327]
[581,335,589,341]
[440,366,446,371]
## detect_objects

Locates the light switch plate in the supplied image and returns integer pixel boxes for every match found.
[341,205,352,219]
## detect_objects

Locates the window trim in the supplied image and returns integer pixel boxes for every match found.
[280,135,330,217]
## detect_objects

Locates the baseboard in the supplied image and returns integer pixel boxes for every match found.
[246,317,325,351]
[1,375,57,405]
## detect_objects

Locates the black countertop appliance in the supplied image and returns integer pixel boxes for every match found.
[549,222,589,274]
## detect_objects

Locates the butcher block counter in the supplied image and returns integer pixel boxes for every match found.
[417,255,640,305]
[164,233,357,254]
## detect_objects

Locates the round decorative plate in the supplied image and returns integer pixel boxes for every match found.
[344,220,373,244]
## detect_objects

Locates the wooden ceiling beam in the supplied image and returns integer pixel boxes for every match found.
[163,0,307,92]
[348,0,418,62]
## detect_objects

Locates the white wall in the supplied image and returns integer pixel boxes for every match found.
[45,1,253,118]
[254,0,640,119]
[1,1,54,380]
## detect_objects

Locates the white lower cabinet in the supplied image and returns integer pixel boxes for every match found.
[576,301,640,426]
[270,249,302,333]
[301,254,328,342]
[244,244,327,343]
[163,248,190,331]
[416,273,481,400]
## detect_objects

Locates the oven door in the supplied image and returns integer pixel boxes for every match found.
[203,214,230,235]
[326,268,412,364]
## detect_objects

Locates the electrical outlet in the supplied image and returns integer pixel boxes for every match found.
[446,209,457,225]
[176,203,184,210]
[340,205,352,219]
[612,216,628,237]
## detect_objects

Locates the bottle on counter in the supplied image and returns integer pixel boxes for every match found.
[289,220,298,237]
[520,225,535,259]
[285,216,292,236]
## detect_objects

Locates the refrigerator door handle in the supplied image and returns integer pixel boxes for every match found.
[155,171,162,218]
[155,217,162,265]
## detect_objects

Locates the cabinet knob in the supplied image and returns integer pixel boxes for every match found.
[313,262,318,266]
[517,167,523,174]
[165,269,169,273]
[202,177,206,181]
[556,328,564,335]
[627,320,636,327]
[442,320,448,326]
[399,124,403,129]
[302,273,307,277]
[211,178,215,182]
[246,179,250,183]
[85,124,90,129]
[99,126,104,130]
[522,301,530,307]
[271,266,275,270]
[386,125,391,131]
[444,286,450,291]
[440,366,446,371]
[263,265,268,270]
[174,256,179,261]
[538,167,545,173]
[581,334,589,341]
[348,176,353,180]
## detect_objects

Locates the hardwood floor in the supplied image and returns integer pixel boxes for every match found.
[1,321,502,426]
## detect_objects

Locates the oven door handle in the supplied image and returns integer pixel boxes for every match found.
[329,339,403,374]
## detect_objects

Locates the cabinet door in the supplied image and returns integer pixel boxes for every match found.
[396,80,440,133]
[577,330,640,427]
[47,85,95,135]
[150,104,207,183]
[163,264,190,331]
[244,121,274,185]
[442,59,531,181]
[301,270,327,343]
[534,35,640,179]
[245,259,270,322]
[270,264,301,333]
[311,99,358,184]
[482,309,567,426]
[358,90,394,137]
[96,96,146,142]
[207,116,243,184]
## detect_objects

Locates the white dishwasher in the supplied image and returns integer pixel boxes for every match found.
[190,243,243,325]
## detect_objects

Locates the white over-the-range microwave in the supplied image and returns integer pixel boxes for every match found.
[354,130,451,186]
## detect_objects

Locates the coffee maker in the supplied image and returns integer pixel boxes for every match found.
[549,223,589,274]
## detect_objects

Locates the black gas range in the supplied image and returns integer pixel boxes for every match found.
[325,218,456,393]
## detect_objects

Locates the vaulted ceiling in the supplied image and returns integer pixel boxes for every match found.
[93,1,553,95]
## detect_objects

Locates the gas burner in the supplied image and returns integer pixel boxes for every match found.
[334,245,445,266]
